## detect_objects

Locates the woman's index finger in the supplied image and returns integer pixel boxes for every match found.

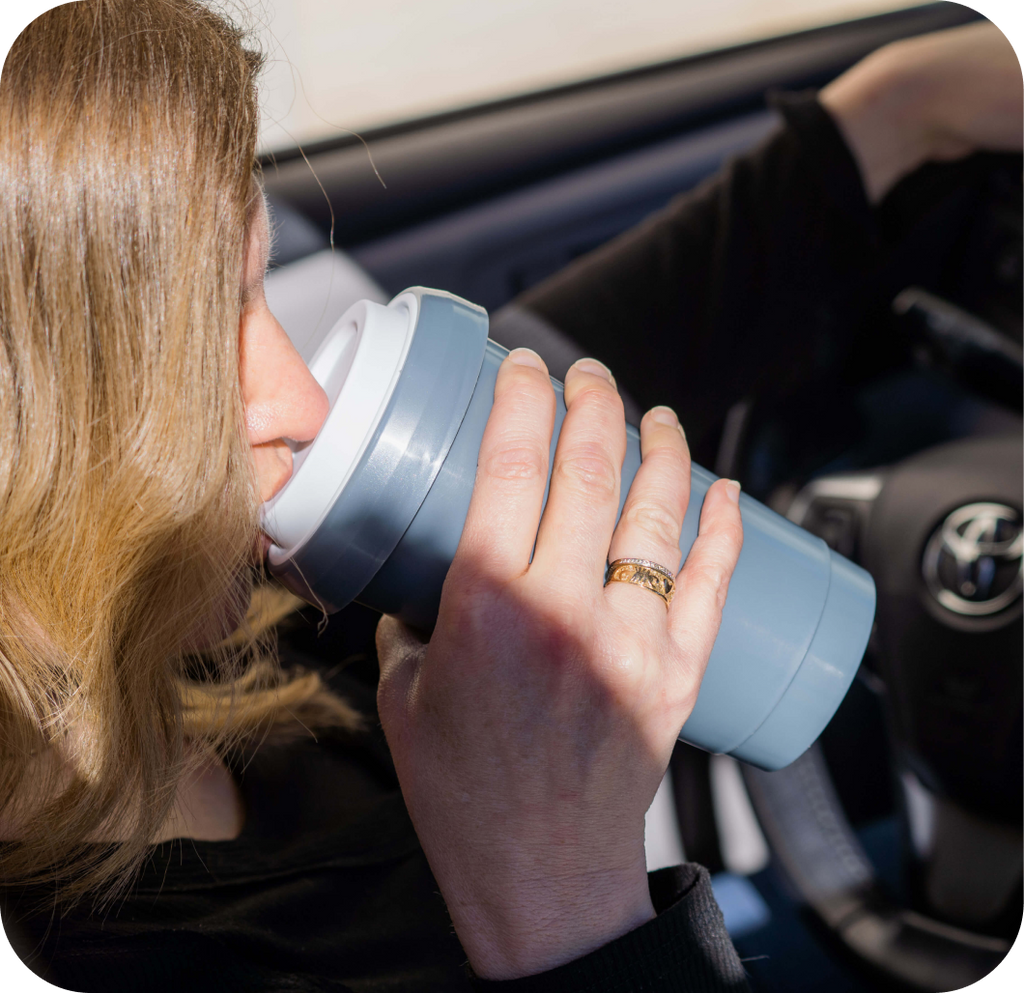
[453,349,556,583]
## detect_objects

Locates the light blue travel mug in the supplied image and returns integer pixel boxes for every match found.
[263,287,876,770]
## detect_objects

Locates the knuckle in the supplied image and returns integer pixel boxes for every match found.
[534,617,585,672]
[717,517,745,555]
[576,382,624,417]
[687,560,731,612]
[444,585,497,640]
[497,373,555,422]
[714,576,730,613]
[621,500,680,549]
[643,444,690,477]
[555,444,619,499]
[482,441,548,483]
[440,572,525,646]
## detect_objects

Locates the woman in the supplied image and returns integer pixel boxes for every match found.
[5,2,1021,989]
[1,3,746,990]
[0,0,356,886]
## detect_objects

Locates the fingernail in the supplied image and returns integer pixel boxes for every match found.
[571,357,614,384]
[649,405,679,428]
[725,480,741,503]
[507,347,545,370]
[648,406,686,441]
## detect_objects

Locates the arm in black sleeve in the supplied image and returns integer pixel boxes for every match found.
[470,864,751,993]
[494,92,878,455]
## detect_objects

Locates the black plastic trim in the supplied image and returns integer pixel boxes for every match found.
[260,3,981,245]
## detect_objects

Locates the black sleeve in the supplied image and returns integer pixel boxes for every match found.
[470,864,750,992]
[504,91,878,457]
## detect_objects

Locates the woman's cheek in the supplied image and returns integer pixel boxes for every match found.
[252,441,293,503]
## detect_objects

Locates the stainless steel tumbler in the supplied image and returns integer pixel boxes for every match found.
[264,287,876,770]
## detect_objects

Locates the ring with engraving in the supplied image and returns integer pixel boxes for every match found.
[604,558,676,608]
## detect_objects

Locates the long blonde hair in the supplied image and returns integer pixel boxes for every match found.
[0,0,357,905]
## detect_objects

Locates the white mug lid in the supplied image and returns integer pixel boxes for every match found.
[261,293,419,558]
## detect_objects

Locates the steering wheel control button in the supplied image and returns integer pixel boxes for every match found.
[922,503,1023,618]
[786,473,884,562]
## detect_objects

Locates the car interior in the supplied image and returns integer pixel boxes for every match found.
[259,3,1023,989]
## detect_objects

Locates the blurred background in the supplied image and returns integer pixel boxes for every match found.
[250,0,913,153]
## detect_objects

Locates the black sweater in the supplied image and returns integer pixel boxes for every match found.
[2,659,748,992]
[496,92,1016,467]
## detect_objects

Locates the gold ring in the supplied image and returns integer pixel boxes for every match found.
[604,558,676,608]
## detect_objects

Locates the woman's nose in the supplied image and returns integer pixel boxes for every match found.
[241,307,330,449]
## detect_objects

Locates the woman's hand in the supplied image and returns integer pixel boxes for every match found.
[821,21,1023,203]
[376,349,742,980]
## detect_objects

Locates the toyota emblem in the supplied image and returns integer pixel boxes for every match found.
[922,502,1024,617]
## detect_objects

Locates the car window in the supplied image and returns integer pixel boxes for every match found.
[252,0,914,153]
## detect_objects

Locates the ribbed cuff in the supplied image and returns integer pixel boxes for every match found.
[470,864,750,992]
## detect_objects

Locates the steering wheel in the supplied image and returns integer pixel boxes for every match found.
[742,428,1021,991]
[734,159,1023,991]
